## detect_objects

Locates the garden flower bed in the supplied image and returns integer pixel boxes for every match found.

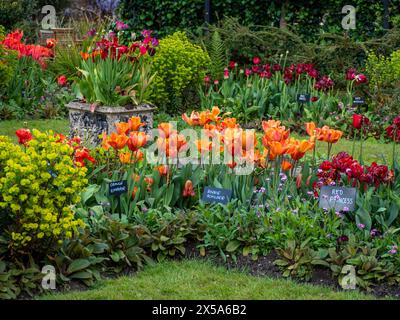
[1,11,400,301]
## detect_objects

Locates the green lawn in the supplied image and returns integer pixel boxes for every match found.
[0,118,396,165]
[0,119,69,143]
[40,260,376,300]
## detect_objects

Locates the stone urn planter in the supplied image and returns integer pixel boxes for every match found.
[67,101,156,146]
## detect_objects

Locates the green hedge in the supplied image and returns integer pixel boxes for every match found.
[118,0,400,40]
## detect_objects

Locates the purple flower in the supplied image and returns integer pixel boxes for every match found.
[337,235,349,243]
[388,245,397,254]
[335,211,344,218]
[151,37,159,47]
[370,229,379,237]
[116,20,129,31]
[141,29,152,37]
[87,28,96,37]
[357,223,365,230]
[342,206,349,212]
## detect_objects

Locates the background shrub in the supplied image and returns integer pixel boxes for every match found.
[118,0,400,41]
[150,31,210,113]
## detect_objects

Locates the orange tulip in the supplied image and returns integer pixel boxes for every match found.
[133,150,144,162]
[132,174,140,182]
[226,160,237,169]
[220,117,239,130]
[157,165,169,176]
[305,122,316,137]
[263,127,290,143]
[281,160,293,171]
[101,132,111,150]
[317,126,343,143]
[119,152,132,164]
[242,130,257,150]
[182,180,195,197]
[145,177,154,191]
[80,51,89,60]
[128,116,144,131]
[182,111,201,126]
[196,139,212,154]
[115,122,130,135]
[288,139,314,161]
[207,106,221,122]
[158,122,175,138]
[108,132,128,150]
[132,186,138,199]
[262,120,282,132]
[296,174,302,189]
[157,133,187,158]
[127,131,147,151]
[268,141,289,159]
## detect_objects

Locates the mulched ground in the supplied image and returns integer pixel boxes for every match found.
[183,241,400,299]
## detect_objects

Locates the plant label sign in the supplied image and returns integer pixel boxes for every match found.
[353,96,365,105]
[202,187,232,205]
[319,186,356,212]
[109,180,128,196]
[297,93,310,103]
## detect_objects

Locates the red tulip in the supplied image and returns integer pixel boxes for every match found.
[15,128,33,145]
[57,75,67,86]
[352,114,370,130]
[252,56,261,65]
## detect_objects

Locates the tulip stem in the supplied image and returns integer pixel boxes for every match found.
[351,129,356,158]
[359,129,364,165]
[393,129,397,169]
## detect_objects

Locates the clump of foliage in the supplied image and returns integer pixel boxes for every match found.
[0,132,87,260]
[150,31,210,113]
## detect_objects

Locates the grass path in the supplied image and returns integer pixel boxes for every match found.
[40,260,376,300]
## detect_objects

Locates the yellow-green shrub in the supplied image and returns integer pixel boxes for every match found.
[0,131,87,258]
[366,49,400,90]
[150,31,210,113]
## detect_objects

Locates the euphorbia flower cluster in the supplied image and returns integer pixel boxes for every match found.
[15,129,95,167]
[1,30,54,68]
[315,152,393,191]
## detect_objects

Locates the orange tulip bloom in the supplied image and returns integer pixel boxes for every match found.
[119,152,132,164]
[80,51,89,60]
[207,106,222,122]
[128,116,144,131]
[288,139,314,161]
[157,133,187,158]
[268,141,289,159]
[182,180,195,197]
[158,122,175,138]
[108,132,128,150]
[157,165,169,176]
[317,126,343,143]
[127,131,147,151]
[101,132,111,150]
[262,120,282,132]
[305,122,316,137]
[182,111,201,126]
[220,117,239,130]
[115,122,130,135]
[263,127,290,143]
[133,150,144,162]
[226,160,237,169]
[145,177,154,191]
[242,130,257,150]
[196,139,212,154]
[281,160,293,171]
[132,186,138,199]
